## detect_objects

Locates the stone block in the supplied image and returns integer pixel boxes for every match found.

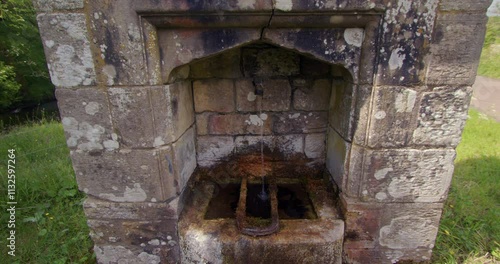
[190,49,242,79]
[207,113,272,135]
[293,79,331,111]
[55,88,117,152]
[87,2,148,85]
[171,127,197,192]
[37,13,95,87]
[33,0,84,11]
[358,148,456,203]
[242,47,300,77]
[193,79,235,113]
[305,133,326,159]
[263,28,361,83]
[300,56,331,76]
[342,197,443,264]
[367,86,420,148]
[158,82,195,143]
[439,0,493,11]
[426,13,488,86]
[413,86,472,147]
[108,87,155,148]
[326,127,350,193]
[273,112,328,134]
[71,148,176,203]
[108,83,194,148]
[234,134,304,158]
[196,136,235,167]
[235,79,291,112]
[329,81,355,141]
[83,197,181,220]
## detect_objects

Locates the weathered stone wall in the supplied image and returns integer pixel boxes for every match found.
[32,0,492,263]
[190,46,333,167]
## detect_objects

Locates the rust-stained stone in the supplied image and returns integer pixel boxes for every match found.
[207,113,272,135]
[55,88,116,152]
[342,196,443,263]
[358,148,456,203]
[426,13,488,86]
[71,148,176,203]
[179,169,344,264]
[193,79,235,113]
[293,79,332,111]
[37,13,95,87]
[235,79,291,112]
[367,86,421,148]
[273,112,328,134]
[412,86,472,147]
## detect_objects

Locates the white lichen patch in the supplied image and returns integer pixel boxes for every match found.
[245,114,265,126]
[375,192,388,200]
[237,0,255,9]
[380,216,438,249]
[395,89,417,113]
[103,65,117,86]
[388,47,405,70]
[374,111,387,120]
[62,117,106,151]
[274,0,293,11]
[40,13,95,87]
[289,113,300,119]
[153,137,165,147]
[344,28,364,47]
[99,183,147,202]
[374,167,393,180]
[247,91,257,102]
[85,101,100,115]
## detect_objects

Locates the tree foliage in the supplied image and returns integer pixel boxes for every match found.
[0,0,53,112]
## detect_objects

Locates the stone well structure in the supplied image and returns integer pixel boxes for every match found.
[33,0,492,263]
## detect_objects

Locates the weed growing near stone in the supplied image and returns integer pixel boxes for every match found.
[433,109,500,263]
[0,120,94,263]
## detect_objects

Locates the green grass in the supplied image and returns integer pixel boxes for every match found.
[478,17,500,79]
[432,110,500,263]
[0,120,94,263]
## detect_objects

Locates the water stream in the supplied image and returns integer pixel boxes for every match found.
[256,82,268,201]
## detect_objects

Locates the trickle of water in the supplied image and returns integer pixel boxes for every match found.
[257,84,268,201]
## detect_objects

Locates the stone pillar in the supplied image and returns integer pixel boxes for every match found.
[335,0,491,263]
[33,1,196,262]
